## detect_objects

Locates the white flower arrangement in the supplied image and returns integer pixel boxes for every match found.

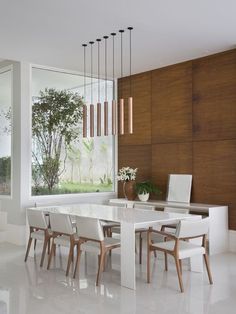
[117,167,138,182]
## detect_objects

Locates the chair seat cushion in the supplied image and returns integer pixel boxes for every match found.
[81,237,120,253]
[152,240,205,259]
[54,234,78,247]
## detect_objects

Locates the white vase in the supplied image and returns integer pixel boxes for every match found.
[138,193,149,202]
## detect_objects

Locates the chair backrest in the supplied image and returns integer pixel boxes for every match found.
[166,174,192,203]
[164,207,189,214]
[27,209,48,229]
[49,213,74,235]
[176,218,209,239]
[134,203,155,211]
[76,216,104,241]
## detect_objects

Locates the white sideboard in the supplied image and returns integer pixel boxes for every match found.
[109,198,228,255]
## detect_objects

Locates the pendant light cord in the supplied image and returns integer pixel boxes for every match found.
[89,42,94,104]
[128,27,133,96]
[97,39,101,103]
[82,44,87,102]
[104,36,109,101]
[111,33,116,99]
[119,30,124,78]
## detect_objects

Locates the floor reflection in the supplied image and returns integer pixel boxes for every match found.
[0,243,236,314]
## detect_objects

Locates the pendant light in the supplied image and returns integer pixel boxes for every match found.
[103,35,109,136]
[89,41,94,137]
[128,27,133,134]
[119,29,125,135]
[81,26,134,138]
[96,38,102,136]
[111,32,117,135]
[82,44,87,138]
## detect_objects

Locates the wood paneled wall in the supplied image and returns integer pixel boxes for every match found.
[118,49,236,230]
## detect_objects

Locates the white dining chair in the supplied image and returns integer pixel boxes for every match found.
[147,218,213,292]
[47,212,78,276]
[73,216,120,286]
[25,209,52,267]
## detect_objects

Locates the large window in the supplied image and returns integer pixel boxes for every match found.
[0,66,12,196]
[31,67,114,196]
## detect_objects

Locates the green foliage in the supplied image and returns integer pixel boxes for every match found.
[135,181,161,195]
[0,156,11,182]
[82,139,94,183]
[32,181,113,195]
[0,107,11,135]
[32,88,83,190]
[99,174,112,185]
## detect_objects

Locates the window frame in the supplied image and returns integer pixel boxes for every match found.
[30,64,117,199]
[0,65,13,199]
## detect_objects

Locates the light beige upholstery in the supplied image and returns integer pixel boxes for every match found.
[76,216,105,241]
[49,213,74,235]
[152,240,205,259]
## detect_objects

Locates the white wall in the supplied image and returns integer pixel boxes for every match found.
[0,60,117,245]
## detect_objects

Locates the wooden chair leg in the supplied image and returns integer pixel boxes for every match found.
[96,251,105,286]
[164,252,168,271]
[151,240,157,258]
[34,239,37,251]
[73,244,81,278]
[204,254,213,284]
[24,237,33,262]
[66,244,74,276]
[147,246,151,283]
[179,259,182,274]
[71,247,74,262]
[103,252,107,271]
[47,239,50,254]
[40,238,48,267]
[47,242,55,270]
[139,233,142,264]
[174,257,184,293]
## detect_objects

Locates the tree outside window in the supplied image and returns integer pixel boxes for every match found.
[32,67,114,195]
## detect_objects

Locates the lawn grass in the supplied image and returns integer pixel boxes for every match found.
[32,181,113,195]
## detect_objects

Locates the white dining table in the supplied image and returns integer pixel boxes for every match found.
[27,203,202,290]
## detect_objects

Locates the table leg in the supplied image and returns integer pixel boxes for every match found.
[121,221,136,290]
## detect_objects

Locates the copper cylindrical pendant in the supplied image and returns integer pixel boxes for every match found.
[104,101,108,136]
[90,104,94,137]
[112,99,117,135]
[119,98,124,135]
[128,96,133,134]
[83,104,87,137]
[97,102,101,136]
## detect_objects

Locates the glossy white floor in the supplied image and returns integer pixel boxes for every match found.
[0,242,236,314]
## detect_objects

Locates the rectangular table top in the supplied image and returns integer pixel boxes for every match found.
[28,203,198,227]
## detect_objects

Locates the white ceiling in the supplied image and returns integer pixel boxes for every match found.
[0,0,236,78]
